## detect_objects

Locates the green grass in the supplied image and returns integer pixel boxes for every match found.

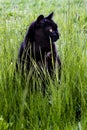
[0,0,87,129]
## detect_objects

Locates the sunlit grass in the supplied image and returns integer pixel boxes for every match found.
[0,0,87,129]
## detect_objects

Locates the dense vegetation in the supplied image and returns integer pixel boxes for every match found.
[0,0,87,129]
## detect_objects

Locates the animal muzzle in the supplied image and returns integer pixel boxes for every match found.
[50,31,60,42]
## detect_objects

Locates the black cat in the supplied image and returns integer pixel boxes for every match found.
[17,12,61,81]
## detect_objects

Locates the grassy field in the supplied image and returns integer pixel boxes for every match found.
[0,0,87,129]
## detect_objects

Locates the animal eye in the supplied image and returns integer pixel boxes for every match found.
[49,28,53,32]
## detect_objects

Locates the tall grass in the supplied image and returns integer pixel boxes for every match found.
[0,0,87,129]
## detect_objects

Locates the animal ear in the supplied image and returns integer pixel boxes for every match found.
[36,15,44,23]
[46,12,54,20]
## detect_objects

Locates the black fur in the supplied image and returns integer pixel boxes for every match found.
[17,12,61,81]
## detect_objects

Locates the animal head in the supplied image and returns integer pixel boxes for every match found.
[27,12,60,44]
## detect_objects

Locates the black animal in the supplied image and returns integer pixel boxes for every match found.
[17,12,61,81]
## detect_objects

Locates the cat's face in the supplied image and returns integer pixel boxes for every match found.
[35,12,60,42]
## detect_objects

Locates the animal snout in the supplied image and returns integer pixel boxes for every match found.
[50,31,59,42]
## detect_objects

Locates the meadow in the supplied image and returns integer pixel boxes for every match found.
[0,0,87,129]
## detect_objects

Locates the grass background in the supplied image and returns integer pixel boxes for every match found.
[0,0,87,129]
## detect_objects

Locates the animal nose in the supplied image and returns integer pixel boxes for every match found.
[52,33,59,42]
[56,32,60,39]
